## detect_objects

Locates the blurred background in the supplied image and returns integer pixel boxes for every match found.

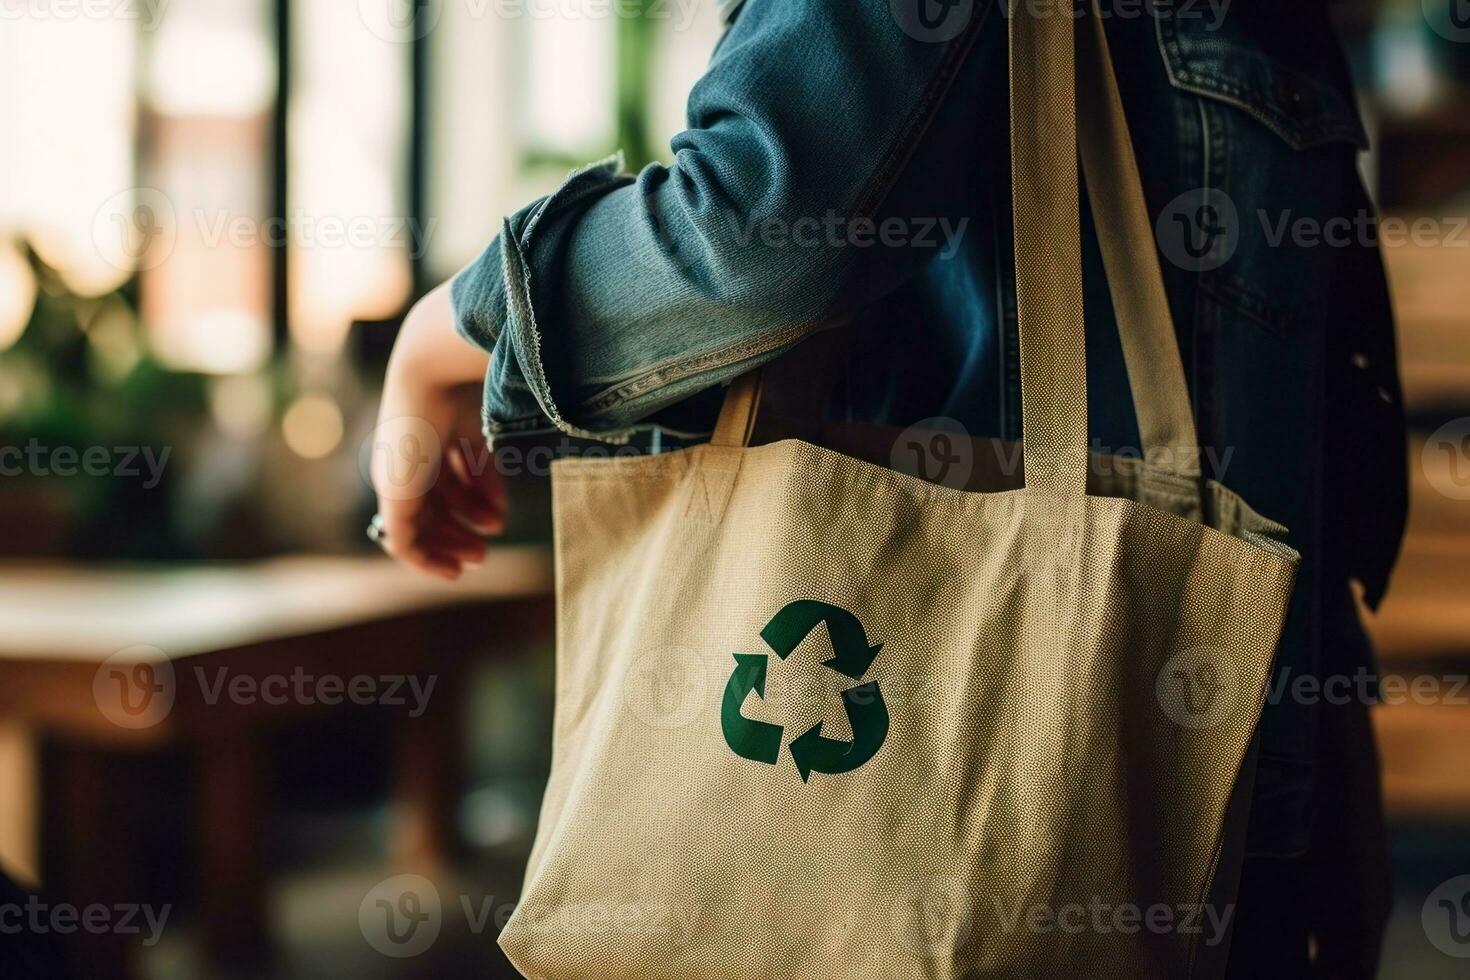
[0,0,1467,976]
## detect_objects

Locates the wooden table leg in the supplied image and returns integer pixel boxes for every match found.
[393,666,464,869]
[0,722,38,885]
[42,741,139,979]
[197,728,269,964]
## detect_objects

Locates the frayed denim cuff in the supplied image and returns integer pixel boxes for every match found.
[450,154,635,441]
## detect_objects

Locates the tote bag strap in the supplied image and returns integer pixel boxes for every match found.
[715,0,1201,491]
[1074,2,1200,481]
[1010,0,1201,493]
[711,369,764,448]
[1008,0,1087,493]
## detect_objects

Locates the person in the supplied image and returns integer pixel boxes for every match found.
[372,1,1406,975]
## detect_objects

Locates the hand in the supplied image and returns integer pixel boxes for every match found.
[371,283,505,580]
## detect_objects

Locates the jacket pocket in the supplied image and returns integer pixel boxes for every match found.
[1155,4,1367,152]
[1155,6,1372,335]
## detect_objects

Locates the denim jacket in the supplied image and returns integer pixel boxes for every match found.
[452,0,1408,856]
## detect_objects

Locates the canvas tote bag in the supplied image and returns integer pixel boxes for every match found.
[499,3,1299,977]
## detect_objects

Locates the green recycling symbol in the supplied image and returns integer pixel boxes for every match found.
[721,600,889,783]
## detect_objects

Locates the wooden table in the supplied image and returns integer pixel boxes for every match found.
[0,548,554,977]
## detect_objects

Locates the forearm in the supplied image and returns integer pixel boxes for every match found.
[388,281,489,392]
[373,280,504,580]
[378,280,489,470]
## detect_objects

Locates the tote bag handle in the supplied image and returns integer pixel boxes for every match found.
[716,0,1201,496]
[1011,0,1200,493]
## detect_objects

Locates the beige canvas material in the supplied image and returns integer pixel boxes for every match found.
[1008,0,1087,495]
[1074,8,1199,480]
[499,3,1300,978]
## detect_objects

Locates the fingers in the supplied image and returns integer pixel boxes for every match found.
[420,494,490,569]
[369,406,504,579]
[441,442,507,534]
[450,439,507,509]
[378,494,487,581]
[377,498,461,581]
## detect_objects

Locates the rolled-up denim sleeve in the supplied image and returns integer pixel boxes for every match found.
[450,0,990,440]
